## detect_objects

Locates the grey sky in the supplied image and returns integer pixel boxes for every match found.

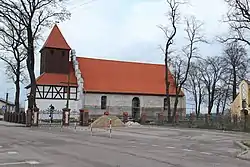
[0,0,229,111]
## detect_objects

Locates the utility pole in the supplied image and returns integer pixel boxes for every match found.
[5,92,8,112]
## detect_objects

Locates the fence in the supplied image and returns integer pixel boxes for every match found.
[2,108,250,133]
[3,111,26,124]
[145,113,250,132]
[38,109,79,126]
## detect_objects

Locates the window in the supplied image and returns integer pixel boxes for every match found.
[62,51,65,56]
[163,98,167,110]
[101,96,107,109]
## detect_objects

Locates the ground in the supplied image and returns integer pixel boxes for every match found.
[0,122,250,167]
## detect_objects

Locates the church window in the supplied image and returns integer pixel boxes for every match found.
[163,98,167,110]
[101,96,107,109]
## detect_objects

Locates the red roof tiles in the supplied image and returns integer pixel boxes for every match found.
[36,57,183,96]
[36,62,77,86]
[78,57,179,95]
[41,24,71,51]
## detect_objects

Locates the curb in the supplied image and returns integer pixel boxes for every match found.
[234,140,250,161]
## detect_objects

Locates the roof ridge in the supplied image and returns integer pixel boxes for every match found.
[76,56,165,66]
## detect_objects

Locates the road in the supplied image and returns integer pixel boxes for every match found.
[0,123,250,167]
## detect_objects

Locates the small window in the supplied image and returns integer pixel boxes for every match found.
[101,96,107,109]
[62,51,65,56]
[163,98,167,110]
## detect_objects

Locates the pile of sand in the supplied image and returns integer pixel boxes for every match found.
[125,121,141,127]
[91,115,125,128]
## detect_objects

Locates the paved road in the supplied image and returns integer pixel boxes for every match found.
[0,123,250,167]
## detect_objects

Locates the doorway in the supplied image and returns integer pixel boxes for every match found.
[132,97,140,121]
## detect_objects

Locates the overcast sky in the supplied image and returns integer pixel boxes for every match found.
[0,0,229,111]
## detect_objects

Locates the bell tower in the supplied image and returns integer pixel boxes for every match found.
[40,24,71,75]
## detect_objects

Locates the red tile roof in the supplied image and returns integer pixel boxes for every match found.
[36,63,77,86]
[36,57,183,96]
[77,57,181,96]
[41,24,71,51]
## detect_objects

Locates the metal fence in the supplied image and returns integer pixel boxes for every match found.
[145,113,250,132]
[38,109,79,126]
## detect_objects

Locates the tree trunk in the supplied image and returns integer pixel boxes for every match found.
[232,67,237,101]
[194,91,198,117]
[208,102,212,115]
[222,91,228,115]
[172,92,179,123]
[216,98,221,115]
[14,65,20,113]
[197,86,202,118]
[27,26,36,109]
[165,57,171,123]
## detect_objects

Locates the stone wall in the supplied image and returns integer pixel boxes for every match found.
[84,93,186,118]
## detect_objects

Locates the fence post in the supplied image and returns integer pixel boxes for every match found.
[26,109,32,127]
[32,107,39,127]
[62,108,70,126]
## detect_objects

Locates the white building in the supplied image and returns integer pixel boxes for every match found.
[25,25,186,120]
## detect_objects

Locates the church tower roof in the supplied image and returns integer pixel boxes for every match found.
[41,24,71,51]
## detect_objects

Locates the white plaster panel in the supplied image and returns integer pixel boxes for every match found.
[43,86,50,91]
[37,86,43,90]
[84,93,185,109]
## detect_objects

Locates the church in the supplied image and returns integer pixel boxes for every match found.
[25,25,186,121]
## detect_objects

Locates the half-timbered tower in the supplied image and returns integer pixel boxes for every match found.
[25,25,78,112]
[25,24,187,120]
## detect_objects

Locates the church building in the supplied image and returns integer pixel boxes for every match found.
[25,25,186,120]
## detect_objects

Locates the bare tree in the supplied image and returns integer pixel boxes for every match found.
[222,0,250,45]
[223,41,248,100]
[198,56,225,115]
[0,0,70,110]
[185,61,205,117]
[170,16,206,122]
[0,20,27,113]
[216,70,234,115]
[159,0,184,122]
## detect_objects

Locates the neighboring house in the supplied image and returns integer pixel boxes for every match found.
[0,98,15,113]
[230,80,250,118]
[25,24,186,119]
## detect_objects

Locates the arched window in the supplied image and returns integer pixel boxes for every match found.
[164,98,167,110]
[132,97,140,120]
[101,96,107,109]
